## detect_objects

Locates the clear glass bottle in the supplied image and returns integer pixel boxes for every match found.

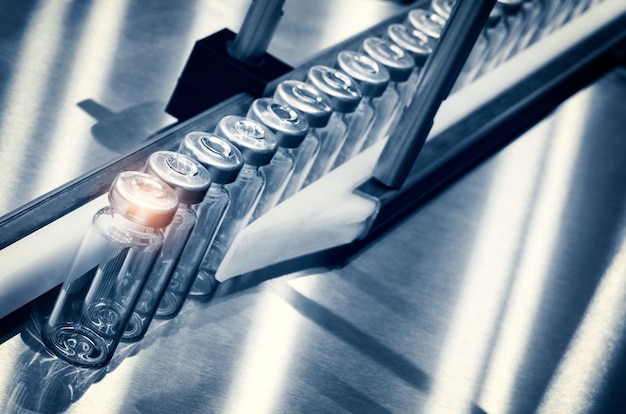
[248,98,309,220]
[121,151,211,341]
[430,0,455,20]
[538,0,578,40]
[360,36,415,149]
[385,23,434,106]
[472,1,521,78]
[492,0,534,68]
[273,80,333,200]
[42,171,178,367]
[513,0,552,52]
[303,65,362,186]
[453,6,503,88]
[155,132,243,316]
[190,116,277,297]
[332,50,389,167]
[405,8,447,41]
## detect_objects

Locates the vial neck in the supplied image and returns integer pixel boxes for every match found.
[113,210,158,233]
[241,163,261,174]
[336,111,350,123]
[210,182,228,192]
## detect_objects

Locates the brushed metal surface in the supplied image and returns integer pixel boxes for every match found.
[1,66,626,413]
[0,0,407,219]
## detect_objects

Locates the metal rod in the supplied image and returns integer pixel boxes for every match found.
[228,0,286,64]
[373,0,498,188]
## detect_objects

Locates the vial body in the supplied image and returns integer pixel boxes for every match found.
[271,80,333,199]
[191,165,265,296]
[492,4,531,68]
[399,67,421,106]
[156,184,230,317]
[333,97,375,167]
[246,98,307,220]
[303,112,348,186]
[302,65,361,186]
[252,147,295,220]
[474,5,517,78]
[122,205,196,341]
[280,131,320,200]
[43,206,164,368]
[362,84,401,149]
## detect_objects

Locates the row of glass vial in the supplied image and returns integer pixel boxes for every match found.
[429,0,607,90]
[44,0,601,368]
[42,113,288,367]
[40,9,447,369]
[276,13,438,188]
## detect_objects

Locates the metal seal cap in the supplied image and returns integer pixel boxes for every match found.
[246,98,309,148]
[179,132,243,185]
[273,80,333,128]
[361,37,414,83]
[306,65,362,113]
[109,171,178,228]
[487,6,503,27]
[215,115,278,166]
[431,0,455,20]
[336,51,389,98]
[386,24,434,67]
[406,9,447,40]
[497,0,522,13]
[145,151,212,205]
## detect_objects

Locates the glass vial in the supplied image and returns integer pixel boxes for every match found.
[385,23,434,106]
[303,65,362,186]
[273,80,333,200]
[42,171,178,368]
[491,0,531,68]
[333,50,389,167]
[248,97,309,220]
[360,36,415,149]
[191,116,277,297]
[156,132,243,317]
[122,151,211,341]
[430,0,454,20]
[406,8,447,41]
[472,1,521,78]
[453,6,503,89]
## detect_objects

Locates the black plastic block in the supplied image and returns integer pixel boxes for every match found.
[166,28,293,121]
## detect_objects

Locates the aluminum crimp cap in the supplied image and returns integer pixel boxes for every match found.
[179,132,243,185]
[361,37,414,83]
[497,0,523,14]
[246,98,309,148]
[215,115,278,167]
[273,80,333,128]
[386,24,434,67]
[406,9,447,40]
[109,171,179,228]
[432,0,455,20]
[336,51,389,98]
[145,151,212,205]
[306,65,362,113]
[487,6,503,27]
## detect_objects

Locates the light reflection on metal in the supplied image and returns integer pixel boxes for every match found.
[537,227,626,413]
[287,2,401,67]
[0,1,68,210]
[0,1,68,400]
[0,337,26,407]
[29,1,130,199]
[422,120,550,413]
[479,86,591,413]
[222,283,303,414]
